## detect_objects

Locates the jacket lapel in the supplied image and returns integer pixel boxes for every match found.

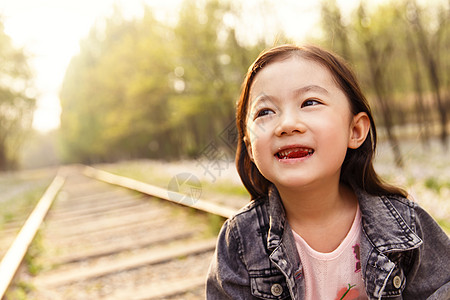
[266,185,304,299]
[357,190,422,253]
[357,190,422,299]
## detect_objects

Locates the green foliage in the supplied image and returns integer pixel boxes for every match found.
[59,1,265,163]
[0,20,36,170]
[170,0,261,157]
[60,9,175,163]
[319,0,352,60]
[424,176,450,194]
[5,280,34,300]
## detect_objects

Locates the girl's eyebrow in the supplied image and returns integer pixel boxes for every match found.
[293,85,329,97]
[251,93,273,107]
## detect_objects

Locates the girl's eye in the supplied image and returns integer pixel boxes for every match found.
[255,108,274,119]
[302,99,321,107]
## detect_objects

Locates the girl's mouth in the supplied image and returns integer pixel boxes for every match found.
[275,147,314,159]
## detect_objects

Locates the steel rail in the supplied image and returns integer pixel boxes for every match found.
[83,165,237,219]
[0,174,65,298]
[2,166,238,298]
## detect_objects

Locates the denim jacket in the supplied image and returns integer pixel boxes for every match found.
[207,185,450,299]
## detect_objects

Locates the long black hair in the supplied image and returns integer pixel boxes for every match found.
[235,44,407,199]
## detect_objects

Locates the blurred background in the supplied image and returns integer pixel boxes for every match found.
[0,0,449,223]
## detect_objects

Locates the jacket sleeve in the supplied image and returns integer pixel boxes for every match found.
[206,218,254,299]
[403,204,450,299]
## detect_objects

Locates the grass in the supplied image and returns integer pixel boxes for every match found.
[24,230,45,276]
[424,177,450,194]
[0,180,53,230]
[201,181,248,197]
[0,169,55,298]
[97,160,249,204]
[4,281,34,300]
[437,219,450,235]
[206,214,226,236]
[374,138,450,234]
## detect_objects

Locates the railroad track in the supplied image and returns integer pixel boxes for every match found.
[0,165,239,299]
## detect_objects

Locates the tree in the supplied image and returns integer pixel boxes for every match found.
[406,0,449,148]
[59,8,175,163]
[168,0,264,157]
[402,3,431,147]
[353,3,404,167]
[0,19,36,170]
[320,0,352,60]
[317,0,450,165]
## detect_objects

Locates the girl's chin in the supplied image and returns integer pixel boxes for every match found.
[272,178,316,190]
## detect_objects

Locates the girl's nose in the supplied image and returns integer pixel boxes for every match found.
[275,111,306,136]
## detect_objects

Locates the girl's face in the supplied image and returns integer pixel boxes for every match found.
[245,56,366,192]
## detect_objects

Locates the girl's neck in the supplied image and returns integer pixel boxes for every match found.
[278,182,358,252]
[278,182,353,219]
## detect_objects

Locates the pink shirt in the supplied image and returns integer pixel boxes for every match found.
[292,207,368,300]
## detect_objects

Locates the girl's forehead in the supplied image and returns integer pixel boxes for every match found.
[249,57,339,98]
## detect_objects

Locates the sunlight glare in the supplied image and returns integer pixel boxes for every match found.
[1,0,183,133]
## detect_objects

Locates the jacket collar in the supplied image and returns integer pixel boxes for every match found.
[356,189,422,253]
[266,185,287,250]
[265,185,302,299]
[265,185,423,253]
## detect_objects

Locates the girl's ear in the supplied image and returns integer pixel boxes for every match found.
[348,112,370,149]
[243,136,254,162]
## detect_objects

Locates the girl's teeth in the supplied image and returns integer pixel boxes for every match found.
[277,148,314,159]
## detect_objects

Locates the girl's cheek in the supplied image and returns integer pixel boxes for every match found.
[248,123,265,143]
[246,130,259,145]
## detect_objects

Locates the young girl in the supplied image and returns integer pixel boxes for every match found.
[206,45,450,299]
